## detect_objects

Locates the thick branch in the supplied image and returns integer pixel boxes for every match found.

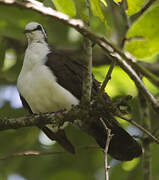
[0,107,88,131]
[0,100,159,146]
[82,37,92,101]
[81,1,92,102]
[0,111,66,131]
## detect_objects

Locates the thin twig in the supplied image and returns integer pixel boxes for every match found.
[0,150,64,160]
[0,145,100,161]
[100,118,112,180]
[138,0,156,15]
[130,0,157,22]
[100,60,116,93]
[118,115,159,144]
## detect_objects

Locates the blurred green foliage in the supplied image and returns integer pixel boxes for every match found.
[0,0,159,180]
[127,0,146,16]
[53,0,76,17]
[125,3,159,59]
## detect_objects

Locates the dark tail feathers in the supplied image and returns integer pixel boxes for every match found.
[38,118,142,161]
[88,117,142,161]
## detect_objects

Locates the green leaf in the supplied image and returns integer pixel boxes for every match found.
[52,0,76,17]
[125,3,159,59]
[127,0,147,16]
[90,0,105,21]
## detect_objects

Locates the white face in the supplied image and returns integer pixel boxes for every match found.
[24,22,47,43]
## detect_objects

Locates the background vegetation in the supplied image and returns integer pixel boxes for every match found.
[0,0,159,180]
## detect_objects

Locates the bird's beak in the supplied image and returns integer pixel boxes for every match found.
[23,29,31,34]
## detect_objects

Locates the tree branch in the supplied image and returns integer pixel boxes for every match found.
[138,61,159,76]
[115,59,159,114]
[1,99,158,147]
[81,38,92,102]
[0,145,100,161]
[100,118,112,180]
[118,115,159,145]
[81,0,92,102]
[0,108,83,131]
[0,111,63,131]
[100,60,115,93]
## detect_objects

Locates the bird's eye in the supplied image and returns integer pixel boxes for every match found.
[36,25,42,31]
[31,25,42,32]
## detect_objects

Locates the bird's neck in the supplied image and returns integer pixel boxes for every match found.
[22,41,50,73]
[27,37,47,45]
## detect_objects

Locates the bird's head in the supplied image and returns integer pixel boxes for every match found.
[24,22,47,44]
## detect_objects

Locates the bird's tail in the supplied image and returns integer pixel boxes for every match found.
[39,126,75,154]
[87,116,142,161]
[38,116,142,160]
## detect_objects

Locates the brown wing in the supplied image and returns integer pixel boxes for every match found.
[46,50,100,100]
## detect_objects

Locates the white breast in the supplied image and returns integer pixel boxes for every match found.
[17,43,79,113]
